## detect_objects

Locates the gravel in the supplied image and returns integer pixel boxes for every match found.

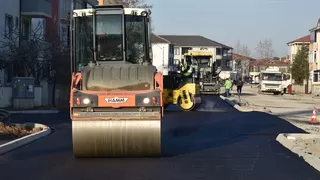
[0,122,43,141]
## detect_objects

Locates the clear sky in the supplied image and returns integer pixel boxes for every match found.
[146,0,320,58]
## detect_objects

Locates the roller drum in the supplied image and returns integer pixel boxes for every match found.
[72,120,161,157]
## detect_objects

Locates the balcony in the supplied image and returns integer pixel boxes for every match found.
[20,0,52,18]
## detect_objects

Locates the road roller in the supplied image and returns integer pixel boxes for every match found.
[162,73,201,111]
[69,5,163,157]
[162,57,201,111]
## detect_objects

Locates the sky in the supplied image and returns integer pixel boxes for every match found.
[146,0,320,58]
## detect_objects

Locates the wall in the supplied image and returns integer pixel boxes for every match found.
[0,0,20,30]
[152,43,169,75]
[312,84,320,95]
[292,84,307,94]
[288,43,309,63]
[0,0,20,86]
[0,83,69,108]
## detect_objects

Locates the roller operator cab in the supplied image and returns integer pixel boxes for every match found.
[69,5,163,158]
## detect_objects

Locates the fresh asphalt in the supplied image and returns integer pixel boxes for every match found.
[0,96,319,179]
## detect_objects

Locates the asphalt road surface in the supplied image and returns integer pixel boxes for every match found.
[0,96,320,179]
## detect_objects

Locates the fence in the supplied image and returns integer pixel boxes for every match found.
[292,84,308,94]
[0,83,69,109]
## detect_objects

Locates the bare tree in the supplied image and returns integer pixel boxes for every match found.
[233,41,252,79]
[233,40,242,55]
[0,22,53,84]
[122,0,155,31]
[122,0,152,8]
[255,38,274,59]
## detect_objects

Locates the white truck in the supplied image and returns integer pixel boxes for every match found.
[259,67,291,95]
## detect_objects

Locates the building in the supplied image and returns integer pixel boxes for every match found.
[287,35,310,64]
[0,0,21,85]
[232,53,256,78]
[0,0,53,85]
[249,58,290,73]
[98,0,126,5]
[158,35,233,71]
[309,18,320,94]
[151,34,174,75]
[46,0,98,49]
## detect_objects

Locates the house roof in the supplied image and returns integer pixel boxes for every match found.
[158,35,232,49]
[151,34,171,44]
[287,35,310,45]
[232,53,255,61]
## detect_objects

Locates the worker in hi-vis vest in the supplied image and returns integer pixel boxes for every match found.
[183,65,193,77]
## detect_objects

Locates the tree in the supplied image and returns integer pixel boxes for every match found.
[0,19,70,107]
[0,22,53,84]
[291,45,309,85]
[122,0,152,8]
[255,38,274,59]
[122,0,155,31]
[233,41,251,79]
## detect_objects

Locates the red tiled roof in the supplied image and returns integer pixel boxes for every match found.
[287,35,310,45]
[232,53,255,61]
[249,58,289,67]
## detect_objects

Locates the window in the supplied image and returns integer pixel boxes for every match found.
[174,47,180,55]
[181,47,192,54]
[75,15,93,71]
[314,71,320,82]
[216,48,222,55]
[262,73,282,81]
[125,14,147,64]
[311,31,316,43]
[95,14,123,61]
[5,14,13,39]
[15,17,18,30]
[222,48,229,56]
[21,19,30,40]
[67,26,70,46]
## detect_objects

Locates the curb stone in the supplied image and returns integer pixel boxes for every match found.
[9,110,60,114]
[219,95,252,112]
[276,133,320,172]
[0,123,51,155]
[219,95,273,113]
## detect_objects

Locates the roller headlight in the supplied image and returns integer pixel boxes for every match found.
[143,98,150,104]
[83,98,90,104]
